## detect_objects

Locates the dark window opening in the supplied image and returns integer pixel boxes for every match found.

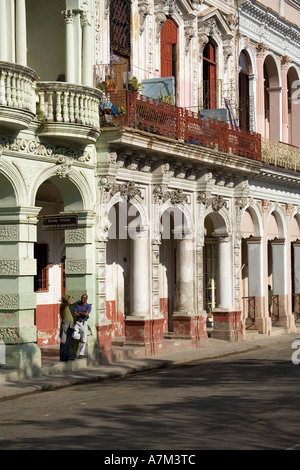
[34,243,49,292]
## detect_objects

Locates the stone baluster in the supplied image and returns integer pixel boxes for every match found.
[6,72,12,106]
[56,91,62,122]
[47,92,54,121]
[11,73,17,107]
[63,91,69,122]
[69,92,75,122]
[74,94,79,122]
[0,70,6,105]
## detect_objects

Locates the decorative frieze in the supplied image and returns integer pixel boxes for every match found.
[0,135,92,162]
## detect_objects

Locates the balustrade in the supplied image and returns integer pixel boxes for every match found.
[0,61,36,113]
[36,82,101,129]
[261,137,300,172]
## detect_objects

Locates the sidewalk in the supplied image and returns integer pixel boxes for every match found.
[0,330,299,402]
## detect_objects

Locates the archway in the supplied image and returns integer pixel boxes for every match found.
[267,210,286,324]
[159,206,192,333]
[264,55,281,141]
[204,211,231,313]
[290,214,300,322]
[106,199,148,340]
[241,207,263,328]
[34,176,85,347]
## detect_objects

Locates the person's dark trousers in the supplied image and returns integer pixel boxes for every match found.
[60,327,74,361]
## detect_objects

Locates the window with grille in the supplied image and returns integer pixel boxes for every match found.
[110,0,131,58]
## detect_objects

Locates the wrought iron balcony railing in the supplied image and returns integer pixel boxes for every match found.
[100,89,262,161]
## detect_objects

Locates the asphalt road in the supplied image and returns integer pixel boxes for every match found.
[0,338,299,451]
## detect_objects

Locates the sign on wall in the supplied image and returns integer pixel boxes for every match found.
[42,215,78,231]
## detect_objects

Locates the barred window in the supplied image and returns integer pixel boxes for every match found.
[110,0,131,58]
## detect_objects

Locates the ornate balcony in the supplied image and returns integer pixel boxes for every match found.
[0,61,36,131]
[36,82,102,145]
[261,138,300,172]
[100,90,262,162]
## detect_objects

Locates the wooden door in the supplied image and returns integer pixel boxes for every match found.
[160,19,177,78]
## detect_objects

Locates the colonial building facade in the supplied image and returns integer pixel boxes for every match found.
[0,0,299,372]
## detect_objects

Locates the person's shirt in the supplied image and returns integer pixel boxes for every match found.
[60,304,74,324]
[74,302,91,322]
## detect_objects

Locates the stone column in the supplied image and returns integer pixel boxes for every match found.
[82,12,93,87]
[247,236,266,332]
[0,206,41,371]
[63,10,75,83]
[271,238,292,328]
[15,0,27,65]
[172,232,206,346]
[255,43,269,137]
[212,234,243,341]
[125,228,164,355]
[216,235,232,310]
[280,56,291,144]
[0,0,8,61]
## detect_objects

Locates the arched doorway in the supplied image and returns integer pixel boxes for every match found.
[267,210,286,324]
[290,214,300,323]
[264,55,281,141]
[106,199,148,340]
[159,206,192,333]
[204,211,231,313]
[241,207,263,329]
[34,175,85,347]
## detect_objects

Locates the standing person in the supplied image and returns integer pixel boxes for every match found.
[59,294,75,362]
[73,293,91,359]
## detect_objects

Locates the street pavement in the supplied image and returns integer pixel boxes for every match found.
[0,330,299,402]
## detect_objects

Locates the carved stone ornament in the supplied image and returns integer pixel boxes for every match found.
[155,10,167,41]
[55,156,74,178]
[138,1,150,35]
[255,42,269,58]
[203,195,228,212]
[235,197,248,211]
[105,181,143,201]
[153,185,188,205]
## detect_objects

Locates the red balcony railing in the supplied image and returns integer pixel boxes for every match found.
[100,90,261,161]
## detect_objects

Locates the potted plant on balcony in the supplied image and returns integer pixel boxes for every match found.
[97,79,118,93]
[126,76,143,93]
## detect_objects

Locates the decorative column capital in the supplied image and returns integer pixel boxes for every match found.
[62,9,75,24]
[255,42,269,58]
[280,55,292,70]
